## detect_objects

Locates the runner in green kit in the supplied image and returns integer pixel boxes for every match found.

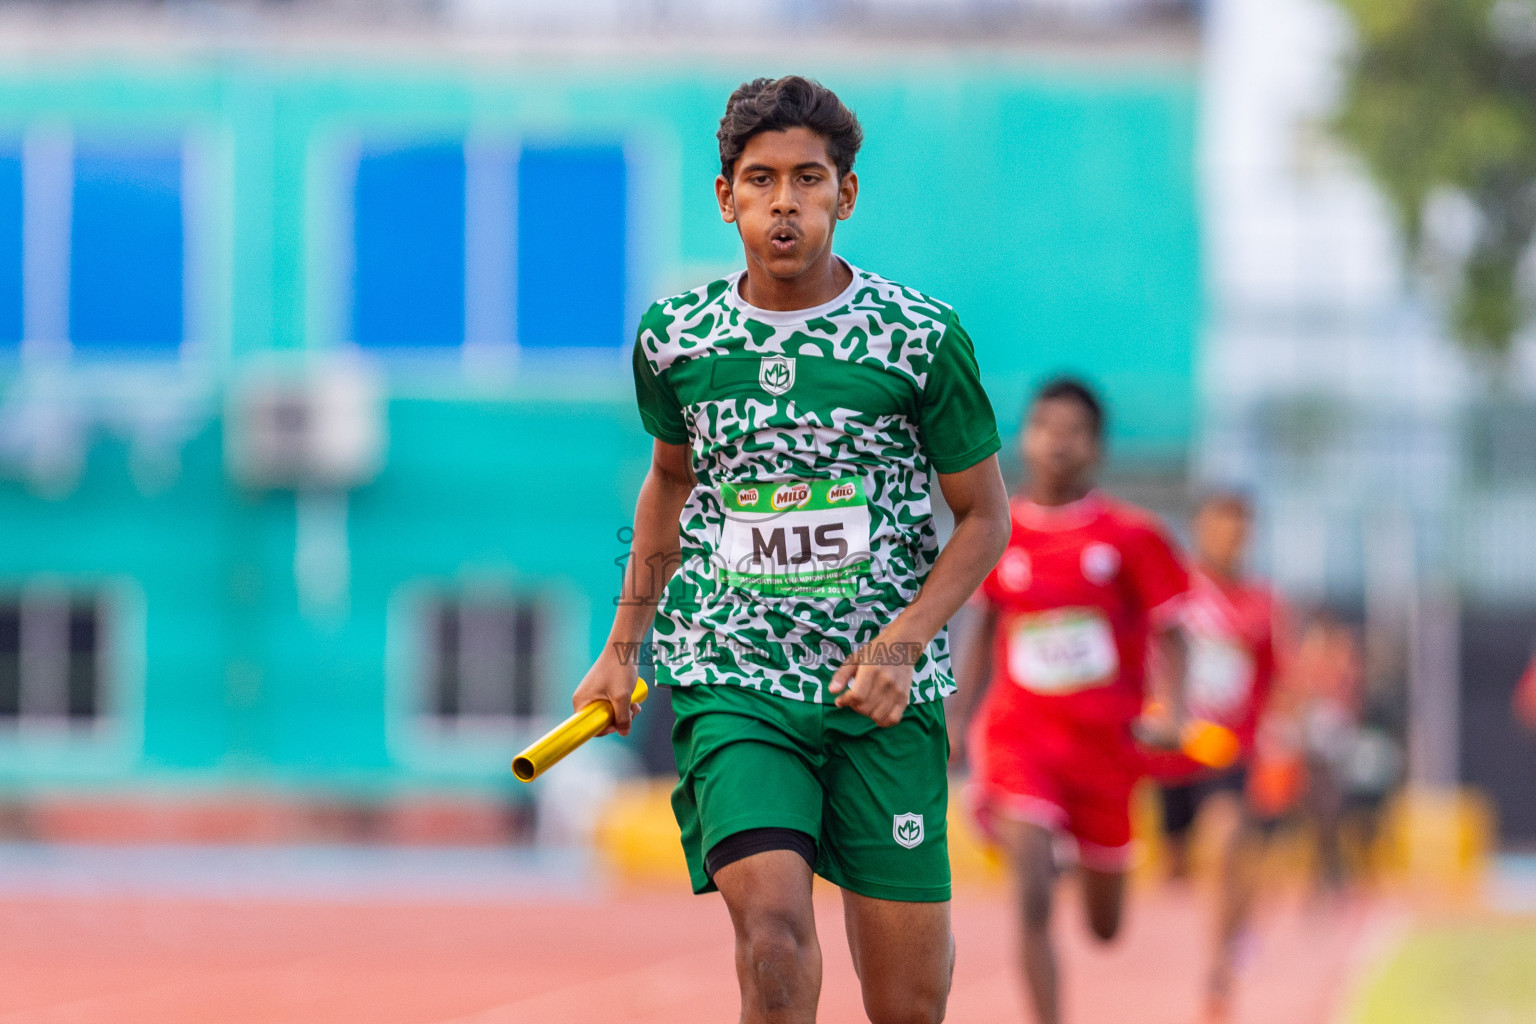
[573,75,1011,1024]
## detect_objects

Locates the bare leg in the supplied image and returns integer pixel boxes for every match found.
[1206,811,1265,1020]
[1165,833,1192,882]
[1307,756,1346,893]
[996,818,1062,1024]
[1080,867,1127,943]
[714,850,822,1024]
[842,890,953,1024]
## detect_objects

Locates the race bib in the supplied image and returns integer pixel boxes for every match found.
[718,478,872,597]
[1006,609,1119,694]
[1187,634,1255,720]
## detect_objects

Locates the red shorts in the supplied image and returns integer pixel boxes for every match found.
[968,711,1142,871]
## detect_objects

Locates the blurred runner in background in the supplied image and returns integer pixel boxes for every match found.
[1149,491,1295,1024]
[948,378,1191,1024]
[1289,611,1367,892]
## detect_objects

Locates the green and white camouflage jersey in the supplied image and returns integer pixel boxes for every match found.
[633,259,1000,705]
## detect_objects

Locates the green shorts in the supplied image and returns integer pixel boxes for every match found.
[668,683,951,903]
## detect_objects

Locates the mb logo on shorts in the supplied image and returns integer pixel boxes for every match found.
[893,812,925,849]
[759,355,796,396]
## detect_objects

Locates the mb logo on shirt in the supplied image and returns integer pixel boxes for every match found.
[893,812,925,849]
[759,355,796,396]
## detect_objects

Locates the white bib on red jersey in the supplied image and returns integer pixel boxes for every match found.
[1186,633,1256,718]
[1006,608,1120,694]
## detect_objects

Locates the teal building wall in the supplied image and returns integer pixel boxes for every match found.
[0,50,1200,793]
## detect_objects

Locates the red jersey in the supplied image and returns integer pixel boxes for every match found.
[1182,568,1282,753]
[976,492,1189,735]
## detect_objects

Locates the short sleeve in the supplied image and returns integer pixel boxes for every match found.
[917,314,1002,474]
[1123,520,1190,625]
[632,332,689,445]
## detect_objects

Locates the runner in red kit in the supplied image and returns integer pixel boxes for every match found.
[1152,491,1293,1023]
[948,378,1191,1024]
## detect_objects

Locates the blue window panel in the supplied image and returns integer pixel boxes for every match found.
[517,145,626,349]
[69,145,184,351]
[352,144,465,348]
[0,151,19,346]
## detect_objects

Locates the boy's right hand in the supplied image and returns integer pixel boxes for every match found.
[1131,711,1185,752]
[571,651,642,737]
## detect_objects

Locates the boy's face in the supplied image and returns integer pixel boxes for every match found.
[717,126,858,281]
[1021,397,1100,493]
[1193,501,1250,574]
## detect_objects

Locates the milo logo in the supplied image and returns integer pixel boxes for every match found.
[771,483,810,510]
[827,482,857,504]
[734,487,759,508]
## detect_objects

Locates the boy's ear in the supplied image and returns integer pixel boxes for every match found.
[715,174,736,224]
[837,171,859,221]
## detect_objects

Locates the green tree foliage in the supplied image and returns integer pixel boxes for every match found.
[1332,0,1536,357]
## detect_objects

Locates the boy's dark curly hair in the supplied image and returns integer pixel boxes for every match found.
[717,76,863,181]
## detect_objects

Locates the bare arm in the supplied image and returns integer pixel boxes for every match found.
[946,599,998,767]
[1155,622,1189,722]
[830,455,1011,726]
[571,439,694,735]
[1136,620,1191,750]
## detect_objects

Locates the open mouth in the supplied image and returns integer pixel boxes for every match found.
[769,225,799,253]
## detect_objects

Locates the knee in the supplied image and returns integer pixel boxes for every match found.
[861,932,953,1024]
[864,974,949,1024]
[866,997,947,1024]
[739,909,816,1008]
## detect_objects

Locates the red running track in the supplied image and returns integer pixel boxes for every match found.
[0,883,1380,1023]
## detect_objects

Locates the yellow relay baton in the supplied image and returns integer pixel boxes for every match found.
[511,679,649,783]
[1180,719,1241,770]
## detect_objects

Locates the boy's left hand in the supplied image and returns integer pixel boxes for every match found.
[830,631,924,727]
